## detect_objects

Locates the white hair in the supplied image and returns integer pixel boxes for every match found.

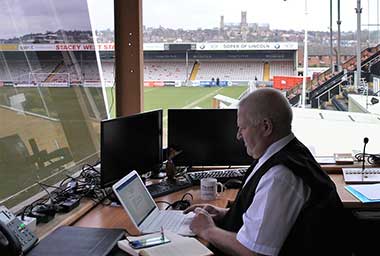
[238,88,293,135]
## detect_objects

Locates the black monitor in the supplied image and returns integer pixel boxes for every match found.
[168,108,252,167]
[100,109,163,187]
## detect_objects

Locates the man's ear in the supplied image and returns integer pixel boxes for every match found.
[262,119,273,136]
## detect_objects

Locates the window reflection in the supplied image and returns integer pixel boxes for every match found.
[0,0,110,207]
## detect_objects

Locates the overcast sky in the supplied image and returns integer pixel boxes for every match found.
[140,0,378,32]
[0,0,379,39]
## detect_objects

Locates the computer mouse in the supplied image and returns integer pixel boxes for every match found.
[224,179,243,189]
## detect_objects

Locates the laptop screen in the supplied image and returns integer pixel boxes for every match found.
[114,173,156,226]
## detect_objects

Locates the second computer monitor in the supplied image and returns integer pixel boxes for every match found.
[168,108,252,167]
[100,109,163,187]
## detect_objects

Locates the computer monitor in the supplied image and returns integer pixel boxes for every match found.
[100,109,163,187]
[168,108,251,167]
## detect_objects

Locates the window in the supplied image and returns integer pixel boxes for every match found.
[2,0,380,209]
[0,0,110,207]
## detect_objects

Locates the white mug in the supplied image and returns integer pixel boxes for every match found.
[200,178,225,200]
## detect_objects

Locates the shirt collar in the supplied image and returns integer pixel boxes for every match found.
[253,133,295,172]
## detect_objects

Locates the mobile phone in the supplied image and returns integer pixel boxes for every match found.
[129,236,171,249]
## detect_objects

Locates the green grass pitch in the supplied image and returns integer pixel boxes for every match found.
[106,86,248,118]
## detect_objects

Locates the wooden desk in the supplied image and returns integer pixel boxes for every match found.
[329,174,380,208]
[72,173,380,232]
[35,170,380,242]
[73,186,238,231]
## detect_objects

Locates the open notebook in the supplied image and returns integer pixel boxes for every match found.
[112,170,194,236]
[118,230,212,256]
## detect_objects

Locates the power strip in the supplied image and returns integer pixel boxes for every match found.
[18,216,37,233]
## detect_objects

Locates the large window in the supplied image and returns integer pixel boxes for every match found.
[0,0,110,207]
[2,0,380,209]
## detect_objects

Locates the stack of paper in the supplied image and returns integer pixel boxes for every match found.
[345,183,380,203]
[118,231,213,256]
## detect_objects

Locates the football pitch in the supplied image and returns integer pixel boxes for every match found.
[107,86,248,118]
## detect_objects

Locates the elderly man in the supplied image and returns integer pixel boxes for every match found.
[185,88,348,256]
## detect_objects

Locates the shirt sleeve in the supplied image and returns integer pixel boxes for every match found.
[236,165,311,256]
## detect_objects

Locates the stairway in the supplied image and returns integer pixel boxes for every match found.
[263,62,270,81]
[190,62,199,81]
[44,61,64,82]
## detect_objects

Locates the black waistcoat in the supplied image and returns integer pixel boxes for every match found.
[216,137,349,255]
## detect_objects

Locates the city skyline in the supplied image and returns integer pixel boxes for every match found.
[143,0,379,32]
[0,0,379,40]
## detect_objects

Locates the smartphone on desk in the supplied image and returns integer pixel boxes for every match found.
[129,236,171,249]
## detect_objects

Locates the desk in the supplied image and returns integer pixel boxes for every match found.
[73,186,238,231]
[329,174,380,208]
[73,173,380,231]
[36,171,380,241]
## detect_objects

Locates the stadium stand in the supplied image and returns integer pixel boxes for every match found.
[331,95,348,111]
[0,60,60,83]
[287,44,380,110]
[195,61,264,81]
[269,61,295,79]
[144,61,191,81]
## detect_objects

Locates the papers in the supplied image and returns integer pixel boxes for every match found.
[345,183,380,203]
[118,231,212,256]
[314,156,335,165]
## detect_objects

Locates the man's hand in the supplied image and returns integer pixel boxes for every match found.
[184,204,227,221]
[189,207,216,239]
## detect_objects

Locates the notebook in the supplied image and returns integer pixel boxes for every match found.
[27,226,125,256]
[118,230,212,256]
[112,170,194,236]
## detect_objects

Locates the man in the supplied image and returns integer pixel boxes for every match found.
[185,88,348,255]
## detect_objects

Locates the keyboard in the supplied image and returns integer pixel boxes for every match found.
[342,167,380,183]
[147,175,193,198]
[187,168,247,184]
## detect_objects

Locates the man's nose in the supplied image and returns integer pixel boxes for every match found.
[236,130,242,140]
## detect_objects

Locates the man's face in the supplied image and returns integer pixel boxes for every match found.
[237,106,265,159]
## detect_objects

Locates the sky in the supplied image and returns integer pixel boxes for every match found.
[0,0,379,39]
[140,0,376,32]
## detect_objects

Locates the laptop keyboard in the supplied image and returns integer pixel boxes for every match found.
[150,211,184,232]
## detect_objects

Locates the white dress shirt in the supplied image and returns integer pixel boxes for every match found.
[236,133,311,256]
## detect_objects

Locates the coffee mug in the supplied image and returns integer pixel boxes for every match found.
[200,178,225,200]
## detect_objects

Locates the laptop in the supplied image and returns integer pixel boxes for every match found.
[112,170,195,236]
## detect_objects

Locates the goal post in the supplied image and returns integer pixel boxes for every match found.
[29,72,70,87]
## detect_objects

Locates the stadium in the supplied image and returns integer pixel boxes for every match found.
[1,40,380,207]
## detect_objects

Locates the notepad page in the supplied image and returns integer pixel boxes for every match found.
[119,230,212,256]
[349,184,380,200]
[141,237,212,256]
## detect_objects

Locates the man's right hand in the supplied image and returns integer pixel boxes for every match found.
[183,204,228,221]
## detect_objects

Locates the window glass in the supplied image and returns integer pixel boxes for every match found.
[141,0,380,154]
[0,0,109,207]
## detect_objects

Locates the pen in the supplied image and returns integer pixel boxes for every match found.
[161,226,164,240]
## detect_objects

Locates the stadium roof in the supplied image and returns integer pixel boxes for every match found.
[292,108,380,156]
